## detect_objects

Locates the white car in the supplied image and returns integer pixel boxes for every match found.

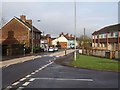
[54,47,58,51]
[48,47,55,52]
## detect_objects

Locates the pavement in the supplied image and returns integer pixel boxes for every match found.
[0,49,74,68]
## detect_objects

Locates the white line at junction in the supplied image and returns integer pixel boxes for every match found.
[28,78,94,82]
[16,87,24,90]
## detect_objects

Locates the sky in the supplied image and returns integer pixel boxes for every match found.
[0,1,119,38]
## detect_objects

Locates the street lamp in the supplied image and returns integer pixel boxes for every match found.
[31,20,40,54]
[74,0,77,61]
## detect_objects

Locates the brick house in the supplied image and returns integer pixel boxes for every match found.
[92,24,120,51]
[52,32,68,49]
[0,15,42,56]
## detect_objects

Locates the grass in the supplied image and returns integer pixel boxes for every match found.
[70,54,120,72]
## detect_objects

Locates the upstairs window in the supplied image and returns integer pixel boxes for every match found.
[111,32,114,37]
[114,32,118,37]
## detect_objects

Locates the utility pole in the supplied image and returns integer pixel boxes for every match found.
[84,28,86,43]
[84,28,85,38]
[31,25,34,54]
[43,31,44,37]
[83,28,86,54]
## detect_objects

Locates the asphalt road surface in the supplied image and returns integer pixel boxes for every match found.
[2,53,119,89]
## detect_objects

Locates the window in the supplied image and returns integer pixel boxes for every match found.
[103,34,106,38]
[95,35,97,39]
[114,32,118,37]
[108,33,112,38]
[101,34,103,38]
[99,34,106,38]
[111,32,113,37]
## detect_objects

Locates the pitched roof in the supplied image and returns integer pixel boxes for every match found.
[59,33,75,40]
[92,24,120,35]
[14,17,41,33]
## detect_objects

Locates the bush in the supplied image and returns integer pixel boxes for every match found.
[33,47,44,53]
[56,44,61,49]
[25,47,31,54]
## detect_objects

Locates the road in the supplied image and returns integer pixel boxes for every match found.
[2,50,119,89]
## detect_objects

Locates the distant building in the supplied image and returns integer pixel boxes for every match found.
[40,34,52,51]
[0,15,42,56]
[52,32,78,49]
[92,24,120,51]
[52,32,68,49]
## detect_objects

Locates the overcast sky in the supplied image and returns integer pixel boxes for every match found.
[1,1,119,37]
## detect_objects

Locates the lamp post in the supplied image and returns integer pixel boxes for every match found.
[74,0,77,61]
[31,20,40,54]
[31,25,34,54]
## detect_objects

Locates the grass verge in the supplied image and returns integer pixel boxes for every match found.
[70,54,120,72]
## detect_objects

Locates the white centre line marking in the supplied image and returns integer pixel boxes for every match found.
[25,75,31,78]
[35,70,39,73]
[12,82,20,86]
[54,57,56,60]
[31,72,36,75]
[38,61,54,71]
[5,65,10,67]
[19,78,26,81]
[43,55,47,56]
[12,61,55,88]
[22,82,30,86]
[6,86,12,89]
[49,60,51,62]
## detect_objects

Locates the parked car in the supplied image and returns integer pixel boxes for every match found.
[54,47,58,51]
[48,47,55,52]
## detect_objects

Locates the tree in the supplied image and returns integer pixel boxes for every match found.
[56,41,61,48]
[78,35,92,49]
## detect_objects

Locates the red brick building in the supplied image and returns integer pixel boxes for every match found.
[0,15,42,55]
[92,24,120,51]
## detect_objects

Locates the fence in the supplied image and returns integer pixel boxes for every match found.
[2,44,25,56]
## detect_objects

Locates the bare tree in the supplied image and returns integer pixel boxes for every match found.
[78,35,92,49]
[0,17,7,27]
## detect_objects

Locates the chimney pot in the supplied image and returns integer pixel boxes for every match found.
[20,15,26,21]
[70,34,72,37]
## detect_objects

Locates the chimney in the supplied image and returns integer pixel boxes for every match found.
[66,33,69,38]
[70,34,72,37]
[61,32,64,35]
[20,15,26,21]
[26,20,32,25]
[74,35,75,38]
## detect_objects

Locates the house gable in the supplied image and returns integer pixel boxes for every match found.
[57,35,68,42]
[1,17,30,30]
[52,35,68,47]
[1,17,30,46]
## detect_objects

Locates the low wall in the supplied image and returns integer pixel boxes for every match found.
[82,49,120,60]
